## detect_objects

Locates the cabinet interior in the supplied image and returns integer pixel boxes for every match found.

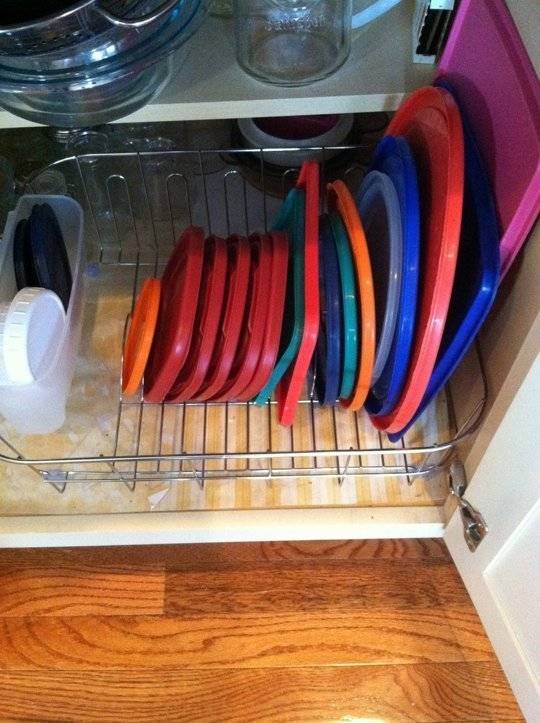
[0,139,509,519]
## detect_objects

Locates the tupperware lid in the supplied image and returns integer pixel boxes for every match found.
[356,169,403,386]
[212,233,273,402]
[143,226,205,403]
[275,160,320,426]
[166,234,229,402]
[372,85,464,435]
[236,231,289,402]
[1,287,66,385]
[122,277,161,397]
[194,234,251,402]
[28,203,72,311]
[365,135,420,419]
[315,214,343,406]
[328,179,376,412]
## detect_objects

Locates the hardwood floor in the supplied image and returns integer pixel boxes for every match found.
[0,540,522,722]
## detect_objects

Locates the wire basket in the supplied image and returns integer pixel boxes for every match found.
[0,146,487,493]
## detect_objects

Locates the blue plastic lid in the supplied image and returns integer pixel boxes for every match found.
[28,203,72,311]
[388,79,500,441]
[365,136,420,418]
[13,218,36,290]
[315,214,343,405]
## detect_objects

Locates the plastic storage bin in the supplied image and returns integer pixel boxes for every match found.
[0,195,85,434]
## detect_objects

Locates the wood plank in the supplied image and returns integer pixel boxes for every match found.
[0,538,450,570]
[254,538,451,562]
[165,559,471,615]
[0,567,165,617]
[0,661,522,722]
[0,541,519,719]
[0,607,495,670]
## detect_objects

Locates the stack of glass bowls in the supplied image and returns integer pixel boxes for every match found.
[0,0,207,127]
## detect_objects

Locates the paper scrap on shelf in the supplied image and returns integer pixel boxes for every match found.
[148,486,170,510]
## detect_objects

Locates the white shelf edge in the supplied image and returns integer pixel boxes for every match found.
[116,93,408,123]
[0,93,409,130]
[0,506,446,548]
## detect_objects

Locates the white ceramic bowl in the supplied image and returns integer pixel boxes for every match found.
[236,115,355,167]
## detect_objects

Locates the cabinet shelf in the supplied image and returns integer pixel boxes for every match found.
[0,1,434,129]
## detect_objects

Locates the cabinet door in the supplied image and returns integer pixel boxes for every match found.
[445,357,540,721]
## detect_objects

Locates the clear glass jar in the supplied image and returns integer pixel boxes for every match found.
[234,0,353,86]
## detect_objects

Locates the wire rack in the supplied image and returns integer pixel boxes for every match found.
[0,147,488,493]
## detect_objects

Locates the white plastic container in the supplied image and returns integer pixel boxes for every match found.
[0,195,85,434]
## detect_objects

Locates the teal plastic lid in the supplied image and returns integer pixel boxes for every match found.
[328,211,358,400]
[254,188,305,405]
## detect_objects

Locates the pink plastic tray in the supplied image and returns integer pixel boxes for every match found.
[437,0,540,278]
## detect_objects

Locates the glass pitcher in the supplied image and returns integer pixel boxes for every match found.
[234,0,402,85]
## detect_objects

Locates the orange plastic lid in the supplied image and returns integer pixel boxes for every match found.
[122,277,161,396]
[373,86,464,434]
[328,180,375,411]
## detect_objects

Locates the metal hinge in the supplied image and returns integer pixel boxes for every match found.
[449,461,488,552]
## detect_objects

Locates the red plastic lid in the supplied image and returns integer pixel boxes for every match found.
[236,232,289,402]
[212,233,273,401]
[144,226,205,403]
[166,235,228,402]
[276,160,320,426]
[194,235,251,401]
[373,86,464,433]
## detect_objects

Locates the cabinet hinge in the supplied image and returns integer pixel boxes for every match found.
[449,461,488,552]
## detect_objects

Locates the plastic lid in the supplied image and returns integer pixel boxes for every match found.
[143,226,205,403]
[276,160,320,426]
[166,235,229,402]
[328,180,376,412]
[357,170,403,385]
[194,235,251,401]
[387,78,500,441]
[365,135,421,418]
[236,231,289,402]
[13,218,36,290]
[28,203,72,311]
[122,277,161,396]
[328,211,358,400]
[315,214,342,406]
[373,85,464,434]
[254,188,305,406]
[1,287,66,385]
[212,233,273,402]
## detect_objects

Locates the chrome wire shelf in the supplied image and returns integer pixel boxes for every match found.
[0,147,488,492]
